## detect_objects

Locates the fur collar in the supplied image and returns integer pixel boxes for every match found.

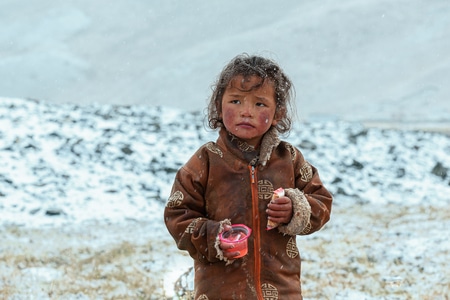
[258,127,280,167]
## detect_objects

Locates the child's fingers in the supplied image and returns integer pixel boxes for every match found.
[220,242,241,258]
[224,251,241,259]
[222,224,233,232]
[268,197,292,211]
[267,196,293,223]
[270,196,291,205]
[220,242,235,251]
[268,203,291,212]
[267,208,290,218]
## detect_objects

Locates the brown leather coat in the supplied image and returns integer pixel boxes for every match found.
[164,128,332,300]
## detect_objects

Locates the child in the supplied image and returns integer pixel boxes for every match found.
[164,54,332,299]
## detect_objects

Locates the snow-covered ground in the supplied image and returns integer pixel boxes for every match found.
[1,97,449,299]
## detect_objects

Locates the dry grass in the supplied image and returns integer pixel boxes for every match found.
[0,222,173,299]
[300,202,450,299]
[1,202,449,299]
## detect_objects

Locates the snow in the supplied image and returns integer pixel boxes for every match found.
[1,97,449,299]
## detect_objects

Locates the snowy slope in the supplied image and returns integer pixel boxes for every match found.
[1,97,449,228]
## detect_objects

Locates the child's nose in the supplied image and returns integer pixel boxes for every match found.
[240,101,253,117]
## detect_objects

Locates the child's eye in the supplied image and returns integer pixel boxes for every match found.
[256,102,266,107]
[230,99,241,104]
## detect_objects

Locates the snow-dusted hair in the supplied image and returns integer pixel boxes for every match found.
[207,53,295,134]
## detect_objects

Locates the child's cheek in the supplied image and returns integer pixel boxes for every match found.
[259,112,271,126]
[222,109,234,128]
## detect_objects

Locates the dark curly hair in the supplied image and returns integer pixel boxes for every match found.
[207,54,295,134]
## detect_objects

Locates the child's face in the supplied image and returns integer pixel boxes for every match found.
[221,75,278,148]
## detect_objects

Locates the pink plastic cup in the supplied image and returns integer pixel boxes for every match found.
[219,224,252,258]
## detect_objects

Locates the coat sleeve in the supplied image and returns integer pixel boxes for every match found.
[164,148,228,263]
[278,147,333,236]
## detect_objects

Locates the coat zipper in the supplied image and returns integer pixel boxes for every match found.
[249,164,264,300]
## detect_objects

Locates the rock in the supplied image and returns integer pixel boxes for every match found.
[45,208,65,216]
[350,159,364,170]
[431,162,448,179]
[396,168,406,178]
[121,145,133,155]
[299,139,317,150]
[348,129,368,144]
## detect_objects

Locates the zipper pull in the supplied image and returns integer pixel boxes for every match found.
[251,165,255,184]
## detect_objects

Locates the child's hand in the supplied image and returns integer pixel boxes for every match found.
[220,224,241,258]
[266,195,293,225]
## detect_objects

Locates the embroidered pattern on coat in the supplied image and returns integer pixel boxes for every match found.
[185,217,201,234]
[258,179,274,201]
[197,295,208,300]
[167,190,184,208]
[229,133,256,152]
[300,162,313,182]
[286,237,299,258]
[261,283,279,300]
[301,222,312,235]
[285,143,296,161]
[205,142,223,158]
[237,141,255,152]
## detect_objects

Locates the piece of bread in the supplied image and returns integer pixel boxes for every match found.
[266,188,285,230]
